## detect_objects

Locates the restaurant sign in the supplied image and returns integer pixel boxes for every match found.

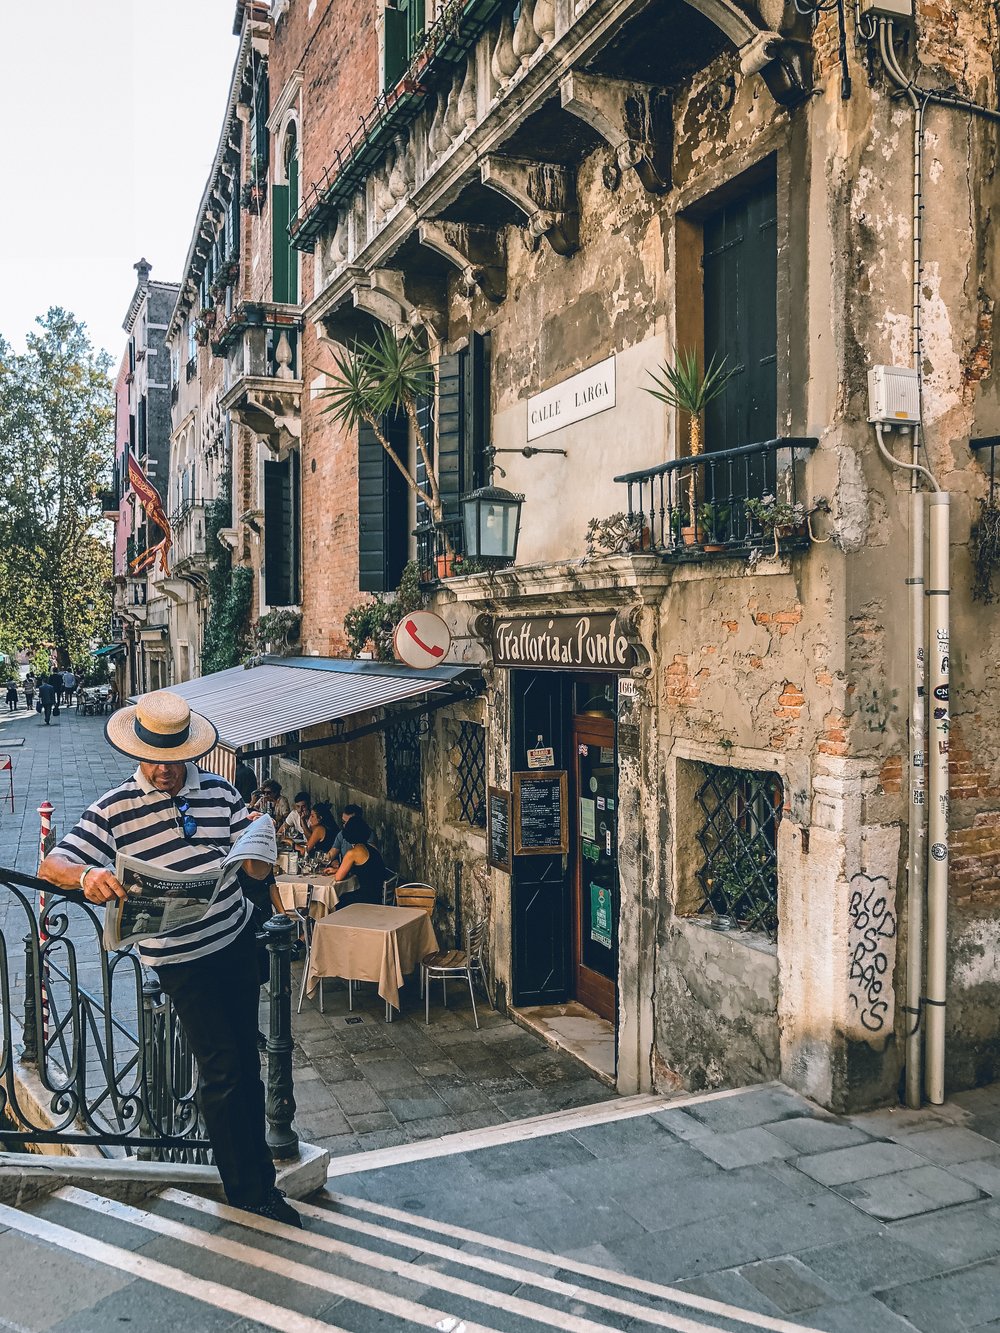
[491,613,636,672]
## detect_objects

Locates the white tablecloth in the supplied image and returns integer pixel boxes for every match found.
[306,904,437,1009]
[274,874,352,920]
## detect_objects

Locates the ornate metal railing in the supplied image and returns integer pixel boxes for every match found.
[695,766,783,937]
[0,868,297,1161]
[414,518,468,583]
[614,437,819,559]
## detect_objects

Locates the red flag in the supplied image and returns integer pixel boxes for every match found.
[126,452,172,575]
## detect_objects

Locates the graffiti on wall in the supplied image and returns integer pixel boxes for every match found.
[848,872,897,1033]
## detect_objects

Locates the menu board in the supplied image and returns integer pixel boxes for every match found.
[487,787,512,873]
[512,770,569,856]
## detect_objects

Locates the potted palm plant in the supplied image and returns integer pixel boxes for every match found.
[318,328,453,561]
[644,350,737,543]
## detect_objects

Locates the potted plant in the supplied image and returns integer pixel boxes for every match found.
[644,350,738,527]
[698,501,731,552]
[585,511,647,557]
[319,328,454,559]
[744,493,809,558]
[193,321,210,347]
[198,305,216,328]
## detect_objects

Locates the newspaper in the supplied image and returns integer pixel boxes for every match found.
[104,815,277,951]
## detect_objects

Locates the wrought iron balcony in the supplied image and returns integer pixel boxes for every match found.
[415,518,480,584]
[219,307,303,454]
[169,499,209,575]
[613,437,819,561]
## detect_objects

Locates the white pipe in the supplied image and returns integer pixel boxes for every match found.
[925,492,951,1103]
[905,482,926,1108]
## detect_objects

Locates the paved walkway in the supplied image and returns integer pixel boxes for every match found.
[6,1082,1000,1329]
[0,701,614,1156]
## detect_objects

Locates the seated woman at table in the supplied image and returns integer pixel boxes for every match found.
[303,801,338,863]
[330,820,387,907]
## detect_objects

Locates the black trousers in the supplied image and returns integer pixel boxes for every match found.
[156,924,275,1207]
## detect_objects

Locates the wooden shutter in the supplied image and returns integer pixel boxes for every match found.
[286,149,299,300]
[437,353,462,524]
[358,410,409,592]
[703,168,777,453]
[271,184,292,303]
[263,456,294,605]
[383,6,408,89]
[253,62,269,169]
[413,390,434,531]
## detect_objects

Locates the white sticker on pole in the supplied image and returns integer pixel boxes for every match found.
[393,611,452,668]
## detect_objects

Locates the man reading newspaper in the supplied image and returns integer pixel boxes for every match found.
[39,689,301,1228]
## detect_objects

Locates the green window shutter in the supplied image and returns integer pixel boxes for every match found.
[405,0,425,56]
[384,5,408,89]
[464,331,491,491]
[263,456,294,605]
[436,353,463,523]
[358,410,409,592]
[287,151,299,300]
[703,169,777,453]
[271,184,291,303]
[253,66,270,169]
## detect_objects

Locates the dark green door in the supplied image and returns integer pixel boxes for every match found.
[510,670,571,1006]
[703,168,777,454]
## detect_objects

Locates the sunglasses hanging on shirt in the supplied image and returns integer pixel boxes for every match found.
[175,798,197,840]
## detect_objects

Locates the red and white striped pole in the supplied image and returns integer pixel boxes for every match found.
[37,800,54,1047]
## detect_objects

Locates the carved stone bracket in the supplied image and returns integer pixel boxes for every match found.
[223,382,303,456]
[417,221,507,304]
[560,72,673,196]
[368,268,449,343]
[480,156,579,258]
[613,603,653,679]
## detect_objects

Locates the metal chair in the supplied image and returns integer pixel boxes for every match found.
[422,918,492,1029]
[294,887,321,1014]
[382,872,399,906]
[394,882,435,914]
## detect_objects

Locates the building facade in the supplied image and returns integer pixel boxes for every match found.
[149,0,1000,1114]
[110,260,180,696]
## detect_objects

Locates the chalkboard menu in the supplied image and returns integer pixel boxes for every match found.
[487,786,512,873]
[512,769,569,856]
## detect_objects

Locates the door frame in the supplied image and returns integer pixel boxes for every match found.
[571,712,618,1022]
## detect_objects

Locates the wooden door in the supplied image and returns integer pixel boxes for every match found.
[572,714,617,1020]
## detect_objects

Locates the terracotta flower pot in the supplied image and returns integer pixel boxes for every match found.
[436,553,456,578]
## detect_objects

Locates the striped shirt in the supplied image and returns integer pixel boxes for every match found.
[56,764,252,968]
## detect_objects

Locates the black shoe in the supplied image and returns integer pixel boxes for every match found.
[238,1188,302,1228]
[256,1029,267,1052]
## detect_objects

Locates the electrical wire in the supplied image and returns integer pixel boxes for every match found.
[875,423,940,491]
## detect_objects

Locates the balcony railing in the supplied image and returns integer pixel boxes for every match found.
[614,438,819,559]
[415,518,468,583]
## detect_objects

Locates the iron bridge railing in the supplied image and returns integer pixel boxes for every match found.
[614,437,819,558]
[0,868,298,1161]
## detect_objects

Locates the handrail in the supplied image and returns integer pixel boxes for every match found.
[614,437,819,484]
[0,867,297,1160]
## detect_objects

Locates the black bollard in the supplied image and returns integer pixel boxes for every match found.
[263,913,299,1159]
[21,934,38,1065]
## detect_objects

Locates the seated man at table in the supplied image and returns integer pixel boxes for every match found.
[331,820,387,907]
[251,779,290,826]
[277,791,310,846]
[326,803,373,871]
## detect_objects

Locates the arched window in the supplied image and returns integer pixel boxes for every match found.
[272,123,299,304]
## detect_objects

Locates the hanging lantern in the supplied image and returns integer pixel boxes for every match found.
[461,483,524,563]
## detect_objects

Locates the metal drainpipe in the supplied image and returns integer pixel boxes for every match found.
[877,18,952,1104]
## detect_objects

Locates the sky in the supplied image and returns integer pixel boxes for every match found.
[1,1,240,367]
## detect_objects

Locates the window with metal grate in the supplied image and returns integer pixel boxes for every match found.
[694,765,783,936]
[385,715,422,809]
[454,722,486,827]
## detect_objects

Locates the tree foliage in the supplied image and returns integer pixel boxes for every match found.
[0,310,114,666]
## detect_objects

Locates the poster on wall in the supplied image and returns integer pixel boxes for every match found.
[487,787,512,873]
[512,770,569,856]
[590,883,613,948]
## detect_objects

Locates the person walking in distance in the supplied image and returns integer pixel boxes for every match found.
[61,667,77,707]
[5,679,18,712]
[37,677,56,725]
[38,690,301,1227]
[23,674,36,712]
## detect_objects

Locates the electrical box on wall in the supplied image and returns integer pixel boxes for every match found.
[857,0,913,17]
[868,365,921,425]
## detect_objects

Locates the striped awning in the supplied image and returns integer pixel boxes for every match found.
[160,656,472,750]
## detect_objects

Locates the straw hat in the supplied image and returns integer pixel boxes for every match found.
[105,690,218,763]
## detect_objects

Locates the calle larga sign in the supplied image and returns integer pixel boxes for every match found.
[491,613,636,672]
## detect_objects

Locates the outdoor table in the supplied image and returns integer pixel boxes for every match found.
[274,873,352,920]
[305,903,437,1017]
